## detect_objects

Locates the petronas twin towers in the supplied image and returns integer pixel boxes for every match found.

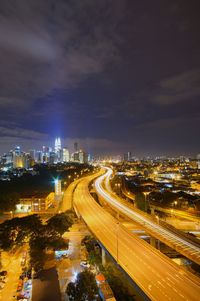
[55,137,61,153]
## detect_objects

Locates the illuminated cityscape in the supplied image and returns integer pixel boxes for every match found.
[0,1,200,301]
[0,137,89,171]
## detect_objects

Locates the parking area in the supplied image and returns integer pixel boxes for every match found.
[0,247,31,301]
[32,268,61,301]
[56,222,91,299]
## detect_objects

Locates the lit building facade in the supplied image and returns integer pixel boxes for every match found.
[63,147,70,162]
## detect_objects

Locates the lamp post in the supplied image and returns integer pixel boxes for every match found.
[116,222,120,263]
[143,192,150,213]
[155,215,160,250]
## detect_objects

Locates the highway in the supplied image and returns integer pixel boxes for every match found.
[122,188,200,223]
[73,172,200,301]
[149,205,200,223]
[95,168,200,266]
[59,178,81,212]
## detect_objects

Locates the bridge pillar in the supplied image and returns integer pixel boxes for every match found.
[102,248,106,266]
[150,207,155,215]
[116,211,120,220]
[157,239,160,251]
[150,236,156,248]
[73,204,81,219]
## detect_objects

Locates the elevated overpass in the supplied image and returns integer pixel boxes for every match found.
[72,172,200,301]
[95,168,200,266]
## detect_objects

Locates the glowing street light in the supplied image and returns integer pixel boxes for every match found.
[143,192,150,213]
[116,222,120,263]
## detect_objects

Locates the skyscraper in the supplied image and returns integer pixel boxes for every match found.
[55,137,62,162]
[63,148,70,162]
[14,146,21,156]
[55,137,61,153]
[79,150,88,164]
[74,142,78,152]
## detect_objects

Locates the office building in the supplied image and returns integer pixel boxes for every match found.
[63,148,70,162]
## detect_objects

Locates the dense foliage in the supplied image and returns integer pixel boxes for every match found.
[67,270,98,301]
[0,211,73,271]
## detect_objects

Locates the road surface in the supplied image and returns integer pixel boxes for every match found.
[73,172,200,301]
[95,168,200,266]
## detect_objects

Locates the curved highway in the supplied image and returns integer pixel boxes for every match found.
[95,168,200,266]
[73,172,200,301]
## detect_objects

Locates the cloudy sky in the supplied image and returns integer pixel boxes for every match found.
[0,0,199,156]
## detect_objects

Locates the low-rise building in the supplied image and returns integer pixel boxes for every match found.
[15,192,55,213]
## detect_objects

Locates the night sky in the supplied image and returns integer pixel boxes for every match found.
[0,0,199,157]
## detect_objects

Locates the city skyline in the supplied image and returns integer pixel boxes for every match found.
[0,1,199,156]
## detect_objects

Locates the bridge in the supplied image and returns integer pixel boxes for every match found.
[67,171,200,301]
[94,167,200,266]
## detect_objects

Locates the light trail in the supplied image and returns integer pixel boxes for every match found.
[95,168,200,264]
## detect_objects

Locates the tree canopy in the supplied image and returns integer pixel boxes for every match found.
[66,270,98,301]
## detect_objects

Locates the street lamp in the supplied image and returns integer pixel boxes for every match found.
[155,215,160,250]
[116,222,120,263]
[155,215,159,225]
[143,192,150,213]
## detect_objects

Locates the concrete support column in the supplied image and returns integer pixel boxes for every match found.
[73,204,81,219]
[102,248,106,266]
[157,239,160,251]
[116,211,120,220]
[150,207,155,215]
[150,236,156,248]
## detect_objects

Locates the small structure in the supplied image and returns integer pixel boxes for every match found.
[55,179,62,201]
[95,274,116,301]
[16,192,54,212]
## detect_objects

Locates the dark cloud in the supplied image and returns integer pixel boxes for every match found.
[0,0,199,156]
[0,0,122,107]
[153,69,200,105]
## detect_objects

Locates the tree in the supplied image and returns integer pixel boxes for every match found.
[47,212,73,235]
[76,270,98,301]
[135,193,146,211]
[66,271,98,301]
[66,282,77,301]
[0,192,20,212]
[0,214,42,250]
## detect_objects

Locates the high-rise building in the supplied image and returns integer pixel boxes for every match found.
[14,146,21,156]
[197,154,200,169]
[55,137,61,153]
[36,151,43,163]
[55,137,62,162]
[128,151,132,161]
[72,152,79,162]
[29,150,36,161]
[49,152,56,164]
[13,152,30,169]
[79,150,88,164]
[123,151,132,162]
[63,148,70,162]
[74,142,78,152]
